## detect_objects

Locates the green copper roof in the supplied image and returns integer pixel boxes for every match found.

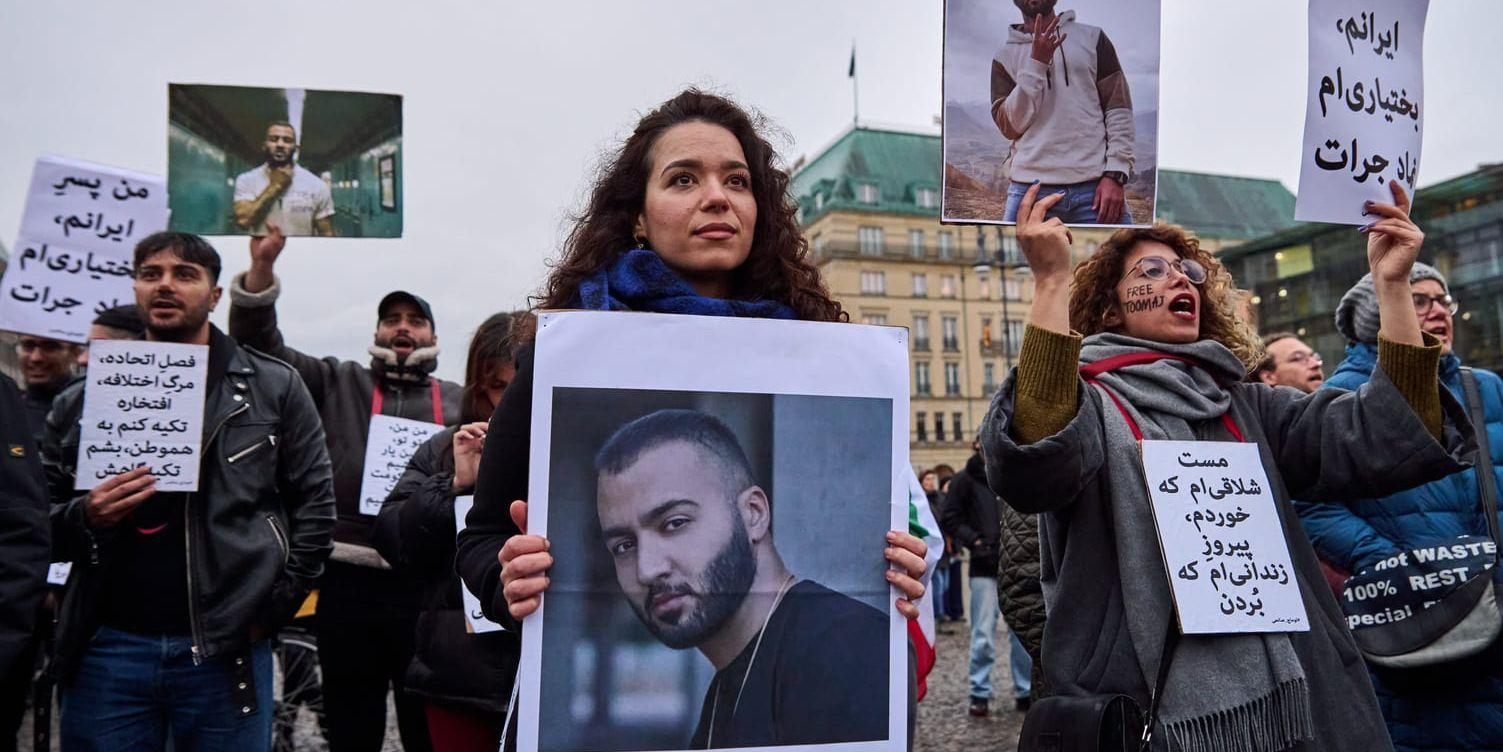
[791,126,1297,241]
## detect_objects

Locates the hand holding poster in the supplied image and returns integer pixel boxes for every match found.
[358,414,444,516]
[1141,440,1308,634]
[453,495,506,634]
[76,340,208,491]
[1296,0,1429,224]
[521,311,908,752]
[0,156,169,342]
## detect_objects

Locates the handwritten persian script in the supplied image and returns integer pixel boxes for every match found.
[0,156,169,342]
[1142,440,1309,634]
[1296,0,1429,225]
[76,340,208,491]
[358,415,444,516]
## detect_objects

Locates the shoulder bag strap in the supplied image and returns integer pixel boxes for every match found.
[1460,367,1503,551]
[1139,622,1180,751]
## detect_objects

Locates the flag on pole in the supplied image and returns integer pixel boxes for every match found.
[906,471,941,701]
[848,44,856,78]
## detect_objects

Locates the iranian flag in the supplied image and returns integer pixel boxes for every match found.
[906,472,942,701]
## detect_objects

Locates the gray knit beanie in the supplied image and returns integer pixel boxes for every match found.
[1334,262,1448,344]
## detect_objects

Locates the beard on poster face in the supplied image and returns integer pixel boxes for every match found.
[631,520,758,650]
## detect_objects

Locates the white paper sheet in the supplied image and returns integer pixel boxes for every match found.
[75,340,209,491]
[357,414,443,516]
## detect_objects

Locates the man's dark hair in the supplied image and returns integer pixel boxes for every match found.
[266,120,297,141]
[1246,331,1300,382]
[132,232,222,283]
[595,409,756,500]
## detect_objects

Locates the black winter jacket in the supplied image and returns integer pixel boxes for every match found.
[997,500,1046,695]
[229,273,460,606]
[43,327,336,678]
[939,454,1001,580]
[372,426,519,715]
[0,373,49,677]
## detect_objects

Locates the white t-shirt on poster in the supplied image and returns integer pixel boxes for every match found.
[233,163,335,236]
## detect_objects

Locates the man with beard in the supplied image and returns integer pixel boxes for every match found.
[42,232,334,751]
[12,335,80,447]
[229,225,458,752]
[1246,332,1325,393]
[593,409,888,748]
[994,0,1135,224]
[233,121,335,237]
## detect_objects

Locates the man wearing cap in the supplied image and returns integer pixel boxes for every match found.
[230,225,457,752]
[1293,262,1503,752]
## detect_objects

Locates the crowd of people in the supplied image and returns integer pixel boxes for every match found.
[0,84,1498,752]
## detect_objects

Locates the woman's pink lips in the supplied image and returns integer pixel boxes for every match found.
[694,224,737,239]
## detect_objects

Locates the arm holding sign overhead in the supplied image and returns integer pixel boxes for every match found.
[228,226,335,400]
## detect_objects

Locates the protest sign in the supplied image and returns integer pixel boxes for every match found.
[453,495,506,634]
[520,311,909,752]
[46,562,73,586]
[1296,0,1429,225]
[1141,440,1309,634]
[0,156,168,342]
[357,414,443,516]
[941,0,1161,227]
[168,83,404,238]
[75,340,208,492]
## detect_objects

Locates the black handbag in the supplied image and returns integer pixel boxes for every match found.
[1018,624,1177,752]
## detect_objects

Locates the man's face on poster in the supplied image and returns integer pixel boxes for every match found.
[597,441,758,650]
[264,124,297,166]
[1013,0,1057,18]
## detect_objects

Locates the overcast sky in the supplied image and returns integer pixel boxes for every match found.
[2,0,1499,382]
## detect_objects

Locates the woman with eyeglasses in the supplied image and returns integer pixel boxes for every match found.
[981,181,1472,751]
[1294,260,1503,752]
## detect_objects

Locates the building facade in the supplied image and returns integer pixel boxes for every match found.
[791,126,1298,473]
[1221,164,1503,374]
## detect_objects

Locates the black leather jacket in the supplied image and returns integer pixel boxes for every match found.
[43,327,336,678]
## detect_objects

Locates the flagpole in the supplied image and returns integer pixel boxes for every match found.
[850,41,859,126]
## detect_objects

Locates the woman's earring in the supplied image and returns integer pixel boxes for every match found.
[634,236,647,250]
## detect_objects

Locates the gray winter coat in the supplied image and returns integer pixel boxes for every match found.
[982,365,1474,752]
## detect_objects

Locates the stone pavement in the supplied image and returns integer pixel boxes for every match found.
[914,618,1025,752]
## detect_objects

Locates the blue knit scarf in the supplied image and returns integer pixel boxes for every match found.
[574,249,795,319]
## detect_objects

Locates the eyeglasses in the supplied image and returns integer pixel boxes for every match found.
[1120,256,1208,285]
[1283,351,1322,367]
[1412,293,1459,315]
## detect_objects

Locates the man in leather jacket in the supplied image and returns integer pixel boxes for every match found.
[228,224,459,752]
[42,232,334,751]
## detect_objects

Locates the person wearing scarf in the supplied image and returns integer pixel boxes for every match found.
[980,182,1474,752]
[455,89,931,750]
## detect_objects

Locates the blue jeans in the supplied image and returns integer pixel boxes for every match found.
[1003,179,1132,225]
[60,627,272,752]
[944,560,965,619]
[968,577,1032,701]
[933,566,950,618]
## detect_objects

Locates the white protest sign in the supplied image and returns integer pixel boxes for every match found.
[0,155,170,342]
[358,414,443,516]
[1296,0,1429,225]
[1142,440,1309,634]
[46,562,73,586]
[75,340,208,491]
[453,495,506,634]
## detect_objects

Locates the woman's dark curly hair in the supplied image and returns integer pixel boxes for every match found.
[529,89,845,333]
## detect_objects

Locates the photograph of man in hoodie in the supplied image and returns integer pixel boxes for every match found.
[941,0,1159,227]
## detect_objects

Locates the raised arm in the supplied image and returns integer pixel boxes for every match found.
[228,224,335,399]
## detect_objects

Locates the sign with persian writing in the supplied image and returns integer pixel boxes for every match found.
[0,155,169,342]
[76,340,208,491]
[1142,440,1309,634]
[453,495,506,634]
[358,414,443,516]
[1296,0,1429,224]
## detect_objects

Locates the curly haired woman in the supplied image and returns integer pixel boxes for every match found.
[982,181,1473,751]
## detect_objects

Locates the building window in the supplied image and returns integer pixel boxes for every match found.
[938,231,954,259]
[861,313,887,326]
[1005,319,1024,355]
[858,183,880,204]
[913,314,930,350]
[814,192,825,211]
[916,411,928,442]
[908,229,924,258]
[944,362,961,395]
[1000,232,1022,266]
[983,363,997,393]
[935,413,946,443]
[858,226,884,256]
[1003,277,1022,300]
[953,412,964,442]
[916,187,938,209]
[859,270,886,295]
[941,315,959,351]
[811,232,826,253]
[980,315,993,347]
[940,274,957,298]
[912,273,928,298]
[915,362,931,395]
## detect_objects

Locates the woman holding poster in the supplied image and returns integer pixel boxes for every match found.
[982,181,1470,752]
[455,89,931,750]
